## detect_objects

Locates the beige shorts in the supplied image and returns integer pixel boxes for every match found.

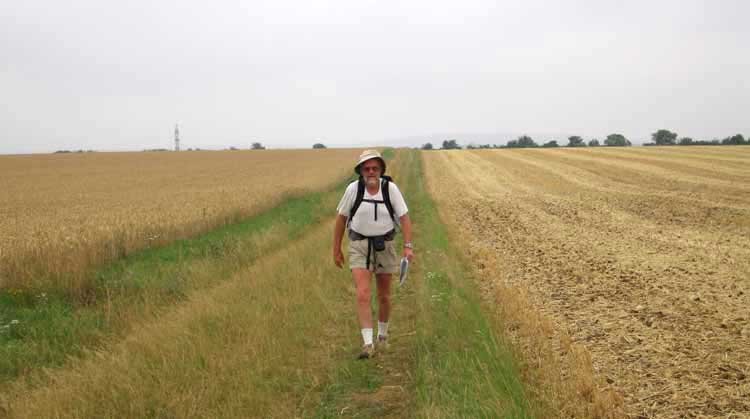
[348,238,399,274]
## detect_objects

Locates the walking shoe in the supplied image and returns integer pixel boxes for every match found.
[358,344,375,360]
[376,335,389,350]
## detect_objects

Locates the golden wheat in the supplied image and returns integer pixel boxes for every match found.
[0,149,360,293]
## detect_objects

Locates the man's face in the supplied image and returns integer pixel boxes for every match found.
[360,160,382,186]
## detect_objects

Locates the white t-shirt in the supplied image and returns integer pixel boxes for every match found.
[337,179,408,236]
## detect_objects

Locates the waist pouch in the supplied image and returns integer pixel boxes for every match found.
[348,229,395,245]
[348,229,396,270]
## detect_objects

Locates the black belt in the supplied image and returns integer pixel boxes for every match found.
[349,229,396,271]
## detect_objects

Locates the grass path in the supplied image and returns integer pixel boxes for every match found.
[314,149,533,418]
[1,149,533,418]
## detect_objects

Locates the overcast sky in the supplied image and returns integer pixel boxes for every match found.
[1,0,748,153]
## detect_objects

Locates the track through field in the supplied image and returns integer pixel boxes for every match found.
[1,149,533,418]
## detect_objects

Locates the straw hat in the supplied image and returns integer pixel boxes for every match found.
[354,149,386,175]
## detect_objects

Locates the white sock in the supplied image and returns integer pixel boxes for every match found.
[378,321,389,338]
[361,328,373,346]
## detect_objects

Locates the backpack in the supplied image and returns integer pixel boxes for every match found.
[348,175,397,227]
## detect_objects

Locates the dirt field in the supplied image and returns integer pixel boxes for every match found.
[423,147,750,418]
[0,149,359,291]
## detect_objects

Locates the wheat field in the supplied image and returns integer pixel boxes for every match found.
[0,149,359,293]
[423,146,750,418]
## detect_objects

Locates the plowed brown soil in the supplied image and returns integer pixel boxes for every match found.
[423,147,750,418]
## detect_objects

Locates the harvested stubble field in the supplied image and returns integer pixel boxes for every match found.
[423,147,750,418]
[0,149,359,293]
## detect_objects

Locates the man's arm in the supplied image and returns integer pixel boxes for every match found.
[399,214,414,261]
[333,214,347,268]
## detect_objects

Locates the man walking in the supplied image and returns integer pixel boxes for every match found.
[333,150,414,359]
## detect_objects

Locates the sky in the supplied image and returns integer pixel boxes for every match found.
[1,0,748,153]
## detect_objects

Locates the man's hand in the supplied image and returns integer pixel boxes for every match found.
[399,215,414,263]
[333,215,347,269]
[334,248,345,268]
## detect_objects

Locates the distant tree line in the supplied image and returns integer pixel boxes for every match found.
[645,129,747,146]
[420,130,748,150]
[54,149,97,153]
[420,133,627,150]
[222,143,268,150]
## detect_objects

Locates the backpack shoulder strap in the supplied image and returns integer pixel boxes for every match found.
[381,176,397,225]
[349,176,366,221]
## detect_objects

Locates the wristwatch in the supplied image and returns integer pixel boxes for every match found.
[404,242,414,249]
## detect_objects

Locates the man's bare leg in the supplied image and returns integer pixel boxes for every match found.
[353,268,373,329]
[375,273,392,323]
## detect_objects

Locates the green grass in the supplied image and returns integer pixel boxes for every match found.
[381,148,396,160]
[406,149,531,418]
[0,183,347,386]
[314,361,386,417]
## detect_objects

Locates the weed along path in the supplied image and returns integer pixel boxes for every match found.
[1,149,532,418]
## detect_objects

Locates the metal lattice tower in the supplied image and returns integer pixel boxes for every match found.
[174,124,180,151]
